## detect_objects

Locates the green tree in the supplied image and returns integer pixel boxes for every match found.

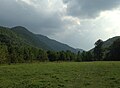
[40,50,48,62]
[107,39,120,61]
[94,39,103,61]
[0,44,8,64]
[47,51,58,61]
[59,51,66,61]
[65,50,71,61]
[85,52,93,61]
[76,51,82,62]
[80,51,86,61]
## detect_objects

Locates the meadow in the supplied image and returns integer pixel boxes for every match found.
[0,62,120,88]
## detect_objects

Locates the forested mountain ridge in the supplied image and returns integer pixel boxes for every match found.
[90,36,120,52]
[0,26,83,63]
[11,26,50,50]
[89,36,120,61]
[0,26,45,63]
[0,26,120,64]
[11,26,83,52]
[102,36,120,49]
[36,34,82,53]
[0,26,24,46]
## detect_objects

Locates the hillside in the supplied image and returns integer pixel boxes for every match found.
[90,36,120,60]
[102,36,120,49]
[90,36,120,52]
[0,26,25,47]
[0,26,84,63]
[36,34,83,53]
[0,26,83,53]
[11,26,50,50]
[11,26,83,52]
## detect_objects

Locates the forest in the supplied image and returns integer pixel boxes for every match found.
[0,26,120,64]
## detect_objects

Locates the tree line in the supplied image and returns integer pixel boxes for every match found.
[0,43,79,64]
[0,33,93,64]
[0,36,120,64]
[93,39,120,61]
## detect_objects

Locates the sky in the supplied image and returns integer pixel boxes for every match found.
[0,0,120,50]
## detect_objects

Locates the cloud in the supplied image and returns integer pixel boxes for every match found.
[0,0,120,50]
[63,0,120,19]
[0,0,66,35]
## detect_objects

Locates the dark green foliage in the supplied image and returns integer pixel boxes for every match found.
[85,52,93,61]
[90,37,120,61]
[12,26,50,50]
[93,39,103,61]
[76,51,82,62]
[0,26,81,63]
[80,51,93,61]
[47,51,59,61]
[47,50,77,62]
[1,25,120,63]
[0,44,8,63]
[59,50,77,61]
[66,50,73,61]
[37,49,48,62]
[106,39,120,61]
[0,26,49,64]
[59,51,67,61]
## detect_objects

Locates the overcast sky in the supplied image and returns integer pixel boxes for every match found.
[0,0,120,50]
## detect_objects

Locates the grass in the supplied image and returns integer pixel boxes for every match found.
[0,62,120,88]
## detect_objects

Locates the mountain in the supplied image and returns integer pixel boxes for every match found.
[36,34,83,53]
[0,26,83,53]
[102,36,120,49]
[0,26,24,46]
[90,36,120,55]
[11,26,50,50]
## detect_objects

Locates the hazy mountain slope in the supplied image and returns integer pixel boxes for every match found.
[102,36,120,49]
[11,26,83,53]
[36,34,83,53]
[90,36,120,54]
[0,26,83,53]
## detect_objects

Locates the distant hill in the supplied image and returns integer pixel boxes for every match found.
[36,34,83,53]
[0,26,25,46]
[102,36,120,49]
[11,26,50,50]
[0,26,83,53]
[90,36,120,56]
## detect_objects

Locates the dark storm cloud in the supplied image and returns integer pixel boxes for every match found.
[63,0,120,18]
[0,0,120,50]
[0,0,63,35]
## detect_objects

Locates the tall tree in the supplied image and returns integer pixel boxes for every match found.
[76,51,82,62]
[47,51,58,61]
[59,51,66,61]
[108,39,120,61]
[36,49,48,61]
[0,44,8,64]
[85,52,93,61]
[94,39,103,61]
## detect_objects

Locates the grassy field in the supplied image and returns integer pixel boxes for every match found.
[0,62,120,88]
